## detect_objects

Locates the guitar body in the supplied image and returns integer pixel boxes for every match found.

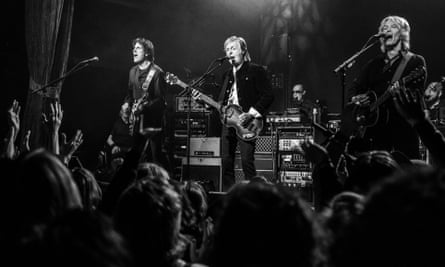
[128,95,148,135]
[221,104,263,141]
[353,91,380,127]
[165,72,263,141]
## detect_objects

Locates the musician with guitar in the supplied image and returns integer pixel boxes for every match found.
[194,36,274,191]
[121,37,170,170]
[347,15,427,159]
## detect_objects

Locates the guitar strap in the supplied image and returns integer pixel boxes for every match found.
[142,63,156,92]
[391,51,413,83]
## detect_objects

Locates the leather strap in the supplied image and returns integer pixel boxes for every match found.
[391,51,413,83]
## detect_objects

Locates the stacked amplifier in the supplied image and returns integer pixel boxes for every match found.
[276,126,314,203]
[180,137,222,192]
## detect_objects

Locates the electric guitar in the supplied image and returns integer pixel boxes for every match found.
[165,73,262,141]
[128,94,149,135]
[353,66,426,127]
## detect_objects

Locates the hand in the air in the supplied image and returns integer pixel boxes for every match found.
[299,139,330,165]
[7,99,21,133]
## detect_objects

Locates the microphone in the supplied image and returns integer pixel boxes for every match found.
[216,56,233,62]
[79,56,99,64]
[373,32,391,39]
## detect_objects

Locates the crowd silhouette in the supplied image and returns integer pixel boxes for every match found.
[1,77,445,267]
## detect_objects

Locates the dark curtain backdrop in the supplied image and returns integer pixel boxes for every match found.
[22,0,75,149]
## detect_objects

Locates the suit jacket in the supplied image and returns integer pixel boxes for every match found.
[218,62,274,117]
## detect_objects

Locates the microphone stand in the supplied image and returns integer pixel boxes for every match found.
[32,61,93,95]
[182,58,226,182]
[333,37,380,109]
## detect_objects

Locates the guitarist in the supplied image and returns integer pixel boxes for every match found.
[121,37,170,170]
[347,15,427,159]
[216,36,274,191]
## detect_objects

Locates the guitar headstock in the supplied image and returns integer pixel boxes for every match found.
[165,72,179,85]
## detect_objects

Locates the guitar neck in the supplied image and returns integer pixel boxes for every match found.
[371,90,391,111]
[370,74,417,112]
[175,80,221,110]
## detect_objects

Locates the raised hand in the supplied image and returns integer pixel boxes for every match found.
[50,101,63,133]
[20,130,31,154]
[7,99,21,134]
[60,130,84,165]
[299,139,330,165]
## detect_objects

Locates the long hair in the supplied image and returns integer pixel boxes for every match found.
[379,15,410,52]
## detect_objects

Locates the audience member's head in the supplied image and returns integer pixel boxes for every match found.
[12,148,82,236]
[35,209,132,267]
[209,182,323,267]
[114,177,183,267]
[71,167,102,211]
[331,166,445,267]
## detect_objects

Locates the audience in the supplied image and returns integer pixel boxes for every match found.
[2,86,445,267]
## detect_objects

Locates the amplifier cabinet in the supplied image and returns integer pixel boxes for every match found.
[189,137,220,157]
[182,157,222,192]
[235,135,276,154]
[176,96,211,113]
[234,153,276,183]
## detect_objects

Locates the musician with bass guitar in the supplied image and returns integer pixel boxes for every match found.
[347,15,427,159]
[197,36,274,191]
[121,37,170,170]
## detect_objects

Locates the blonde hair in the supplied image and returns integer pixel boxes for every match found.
[224,35,251,62]
[379,16,410,52]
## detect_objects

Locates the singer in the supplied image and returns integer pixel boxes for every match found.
[216,35,274,191]
[121,37,171,171]
[347,15,427,159]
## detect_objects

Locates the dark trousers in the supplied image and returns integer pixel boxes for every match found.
[221,126,256,191]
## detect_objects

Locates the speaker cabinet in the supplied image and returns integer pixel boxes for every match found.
[182,157,222,192]
[234,153,276,183]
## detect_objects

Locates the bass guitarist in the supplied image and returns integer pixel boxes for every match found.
[347,15,427,159]
[122,37,170,170]
[214,35,274,191]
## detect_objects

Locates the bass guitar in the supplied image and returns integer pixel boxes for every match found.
[165,73,262,141]
[353,66,426,127]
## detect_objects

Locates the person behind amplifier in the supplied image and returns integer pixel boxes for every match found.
[289,84,318,124]
[212,36,274,191]
[121,37,170,171]
[348,15,427,159]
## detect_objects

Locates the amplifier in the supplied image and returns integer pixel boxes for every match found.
[174,137,220,157]
[266,114,301,123]
[235,135,276,154]
[234,153,276,183]
[174,113,210,136]
[189,137,220,157]
[176,96,211,113]
[279,170,312,186]
[277,126,314,151]
[279,153,312,171]
[182,157,222,192]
